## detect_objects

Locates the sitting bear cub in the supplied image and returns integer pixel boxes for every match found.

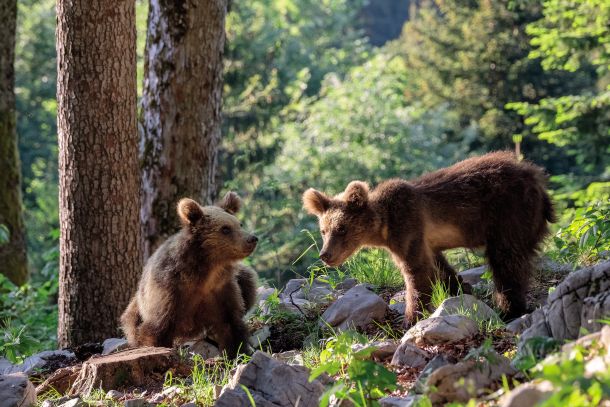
[303,152,555,325]
[121,192,258,357]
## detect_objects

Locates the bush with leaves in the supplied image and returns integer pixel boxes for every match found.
[310,330,398,407]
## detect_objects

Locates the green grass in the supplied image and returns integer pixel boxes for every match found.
[343,249,403,289]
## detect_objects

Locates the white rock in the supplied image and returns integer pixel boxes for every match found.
[379,395,421,407]
[413,355,452,393]
[389,302,406,315]
[106,390,124,400]
[320,285,388,331]
[427,351,515,404]
[3,350,76,375]
[500,380,553,407]
[281,278,335,304]
[506,314,532,334]
[431,294,500,321]
[102,338,129,355]
[459,265,487,286]
[335,278,358,291]
[0,373,36,407]
[215,351,330,407]
[272,350,304,366]
[390,342,430,368]
[249,326,271,348]
[402,315,478,346]
[188,340,221,359]
[257,287,276,303]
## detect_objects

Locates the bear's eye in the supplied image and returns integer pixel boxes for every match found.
[240,222,243,227]
[221,226,231,235]
[320,229,327,236]
[335,226,347,236]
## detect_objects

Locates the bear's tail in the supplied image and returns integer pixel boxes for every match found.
[120,296,141,345]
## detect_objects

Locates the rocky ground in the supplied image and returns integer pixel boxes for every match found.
[1,258,609,407]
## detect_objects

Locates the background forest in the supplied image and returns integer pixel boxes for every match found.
[1,0,610,360]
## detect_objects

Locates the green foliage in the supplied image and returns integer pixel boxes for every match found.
[508,0,610,173]
[0,262,58,362]
[234,49,466,282]
[513,336,562,372]
[400,0,591,171]
[344,249,403,289]
[533,342,610,406]
[310,331,398,407]
[549,201,610,265]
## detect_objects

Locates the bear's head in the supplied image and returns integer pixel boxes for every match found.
[177,192,258,262]
[302,181,373,267]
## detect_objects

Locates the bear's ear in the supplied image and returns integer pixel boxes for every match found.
[219,191,242,215]
[344,181,369,209]
[177,198,204,226]
[303,188,331,216]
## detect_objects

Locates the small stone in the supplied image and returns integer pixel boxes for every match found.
[320,285,388,331]
[335,278,358,291]
[272,350,304,365]
[402,315,478,346]
[257,286,276,302]
[413,355,452,394]
[431,294,500,321]
[4,350,76,375]
[123,398,148,407]
[390,342,430,368]
[106,390,124,400]
[500,380,553,407]
[180,403,198,407]
[249,326,271,348]
[506,314,532,334]
[0,373,36,407]
[58,398,86,407]
[102,338,129,355]
[188,340,221,359]
[389,302,406,315]
[459,266,487,286]
[379,395,421,407]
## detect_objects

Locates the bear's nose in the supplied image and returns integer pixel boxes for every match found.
[320,251,332,263]
[247,235,258,244]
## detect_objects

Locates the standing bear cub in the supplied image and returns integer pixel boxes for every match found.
[303,152,555,325]
[121,192,258,358]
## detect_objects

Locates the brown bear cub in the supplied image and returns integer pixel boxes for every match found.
[121,192,258,358]
[303,151,555,325]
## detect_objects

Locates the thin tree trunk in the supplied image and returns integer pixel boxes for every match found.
[139,0,227,260]
[0,0,28,286]
[57,0,141,347]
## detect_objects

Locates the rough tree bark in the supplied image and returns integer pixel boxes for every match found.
[139,0,227,260]
[57,0,141,347]
[0,0,28,286]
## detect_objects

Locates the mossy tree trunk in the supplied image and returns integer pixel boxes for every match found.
[57,0,141,347]
[0,0,28,286]
[139,0,227,260]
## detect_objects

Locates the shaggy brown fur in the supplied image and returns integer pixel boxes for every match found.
[120,192,258,358]
[303,152,555,325]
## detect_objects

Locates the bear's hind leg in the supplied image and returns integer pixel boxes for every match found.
[486,241,533,320]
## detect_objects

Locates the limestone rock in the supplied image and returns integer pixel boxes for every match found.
[320,285,387,331]
[520,260,610,346]
[249,326,271,348]
[390,342,430,368]
[500,380,553,407]
[102,338,129,355]
[187,340,221,359]
[401,315,478,346]
[459,266,487,286]
[0,373,36,407]
[272,351,304,366]
[389,302,406,315]
[335,278,358,291]
[281,278,335,304]
[426,351,515,404]
[215,351,330,407]
[1,350,76,375]
[379,395,421,407]
[412,355,453,394]
[430,294,500,321]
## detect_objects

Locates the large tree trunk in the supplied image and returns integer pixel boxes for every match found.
[0,0,28,286]
[139,0,227,260]
[56,0,141,347]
